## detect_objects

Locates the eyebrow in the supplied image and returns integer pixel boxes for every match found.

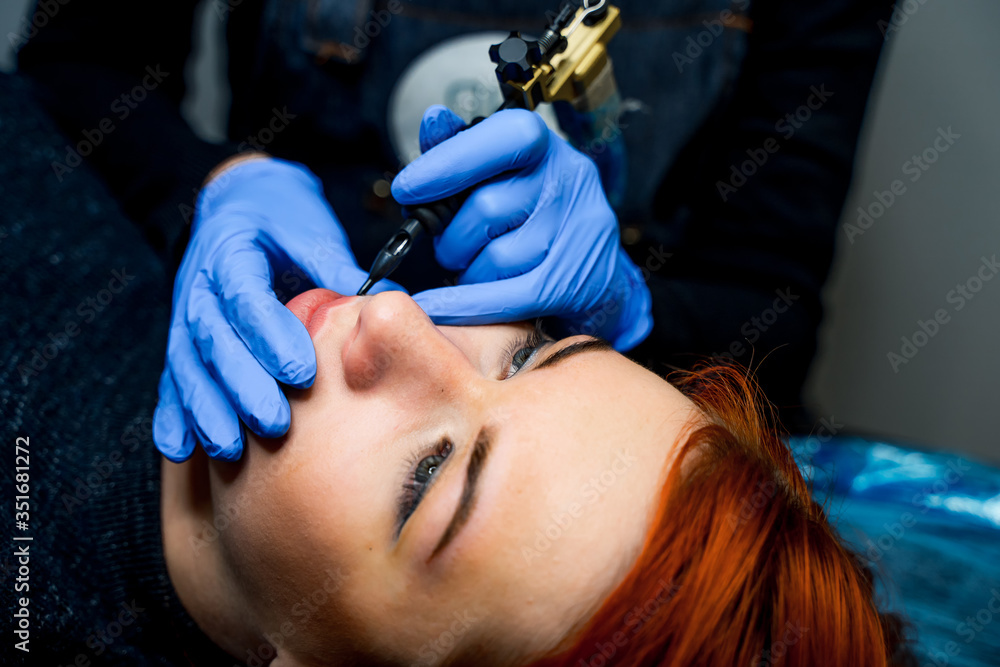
[426,337,614,561]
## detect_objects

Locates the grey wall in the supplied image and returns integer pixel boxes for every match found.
[1,0,230,141]
[806,0,1000,465]
[4,1,998,463]
[0,0,33,72]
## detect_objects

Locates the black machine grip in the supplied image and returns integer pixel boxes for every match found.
[399,109,511,237]
[407,194,466,236]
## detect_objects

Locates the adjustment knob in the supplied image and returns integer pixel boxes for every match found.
[489,32,541,84]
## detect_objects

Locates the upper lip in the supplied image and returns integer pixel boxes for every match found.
[286,289,354,337]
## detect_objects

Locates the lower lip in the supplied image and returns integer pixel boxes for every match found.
[285,289,356,336]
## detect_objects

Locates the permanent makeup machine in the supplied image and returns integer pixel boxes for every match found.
[358,0,624,295]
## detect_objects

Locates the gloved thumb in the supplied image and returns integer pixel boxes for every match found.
[419,105,467,153]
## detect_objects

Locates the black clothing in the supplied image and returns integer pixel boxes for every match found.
[3,0,895,658]
[0,72,238,667]
[626,0,895,424]
[18,0,894,429]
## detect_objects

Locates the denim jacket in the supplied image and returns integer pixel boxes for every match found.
[239,0,752,222]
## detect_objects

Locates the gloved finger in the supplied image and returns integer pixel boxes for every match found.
[392,109,550,204]
[457,209,558,284]
[419,104,467,153]
[167,324,245,460]
[434,174,542,272]
[189,280,292,439]
[153,369,198,462]
[411,271,544,325]
[212,236,317,388]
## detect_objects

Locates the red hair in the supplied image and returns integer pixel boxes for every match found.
[526,363,916,667]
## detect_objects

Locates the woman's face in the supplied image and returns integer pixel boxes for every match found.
[212,289,699,666]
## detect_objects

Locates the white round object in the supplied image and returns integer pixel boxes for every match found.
[388,32,565,165]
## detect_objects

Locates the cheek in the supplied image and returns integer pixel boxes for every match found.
[282,370,384,449]
[213,433,385,617]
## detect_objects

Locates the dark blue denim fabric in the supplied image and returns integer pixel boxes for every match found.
[237,0,751,291]
[0,71,241,667]
[19,0,892,424]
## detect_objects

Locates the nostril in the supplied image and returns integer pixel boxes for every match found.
[360,346,393,385]
[343,322,406,390]
[342,322,381,390]
[342,290,437,389]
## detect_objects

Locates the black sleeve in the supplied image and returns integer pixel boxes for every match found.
[17,0,242,268]
[626,0,895,429]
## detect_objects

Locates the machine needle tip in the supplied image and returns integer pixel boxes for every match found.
[357,277,375,296]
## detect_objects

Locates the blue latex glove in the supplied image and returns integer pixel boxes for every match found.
[392,106,653,351]
[154,157,400,461]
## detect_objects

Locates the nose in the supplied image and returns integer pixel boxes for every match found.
[342,291,469,396]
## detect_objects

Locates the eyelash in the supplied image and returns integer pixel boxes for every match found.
[395,319,552,534]
[499,318,550,380]
[398,438,453,533]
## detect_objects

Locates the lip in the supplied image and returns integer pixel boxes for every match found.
[286,288,356,337]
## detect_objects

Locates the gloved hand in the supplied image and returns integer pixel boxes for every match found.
[392,105,652,351]
[154,156,400,462]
